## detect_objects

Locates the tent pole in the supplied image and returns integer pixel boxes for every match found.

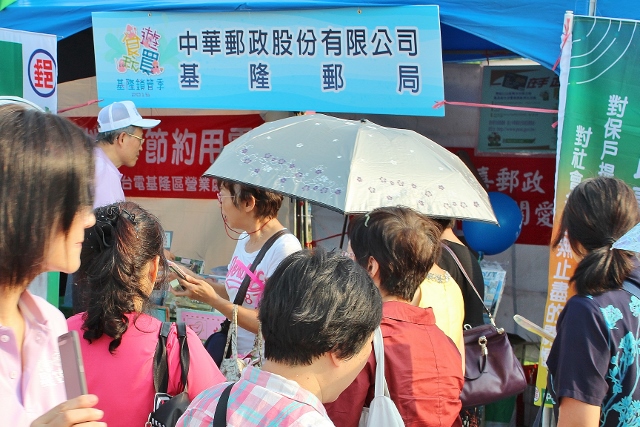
[589,0,597,16]
[291,197,298,241]
[339,215,348,249]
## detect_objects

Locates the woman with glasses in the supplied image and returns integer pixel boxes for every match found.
[171,180,301,361]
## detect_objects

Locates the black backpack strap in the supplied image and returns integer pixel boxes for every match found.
[212,383,235,427]
[176,322,190,392]
[153,321,173,393]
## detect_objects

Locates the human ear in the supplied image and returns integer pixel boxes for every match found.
[367,257,380,278]
[244,195,257,213]
[148,255,160,285]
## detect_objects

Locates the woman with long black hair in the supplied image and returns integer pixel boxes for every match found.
[547,176,640,427]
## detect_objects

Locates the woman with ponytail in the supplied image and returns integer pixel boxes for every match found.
[170,180,301,359]
[547,177,640,427]
[67,202,224,427]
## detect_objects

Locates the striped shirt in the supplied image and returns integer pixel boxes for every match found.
[177,366,334,427]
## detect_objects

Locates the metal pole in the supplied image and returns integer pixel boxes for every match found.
[339,215,348,249]
[589,0,597,16]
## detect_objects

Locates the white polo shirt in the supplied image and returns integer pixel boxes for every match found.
[93,146,124,209]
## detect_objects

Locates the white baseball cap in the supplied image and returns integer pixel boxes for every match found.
[97,100,160,132]
[0,96,45,111]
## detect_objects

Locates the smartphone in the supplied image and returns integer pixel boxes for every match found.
[58,330,88,399]
[168,262,187,291]
[168,262,187,280]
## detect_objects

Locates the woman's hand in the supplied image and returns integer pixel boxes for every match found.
[170,273,221,307]
[30,395,105,427]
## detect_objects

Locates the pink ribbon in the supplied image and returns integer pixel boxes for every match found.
[433,100,558,114]
[58,99,103,114]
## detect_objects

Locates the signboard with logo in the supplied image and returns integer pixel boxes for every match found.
[92,6,444,116]
[0,27,57,112]
[70,114,264,199]
[478,65,559,154]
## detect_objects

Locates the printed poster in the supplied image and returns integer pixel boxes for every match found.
[91,6,444,116]
[478,65,559,154]
[536,14,640,405]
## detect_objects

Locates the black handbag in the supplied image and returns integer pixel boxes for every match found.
[204,229,290,366]
[147,322,191,427]
[442,244,527,408]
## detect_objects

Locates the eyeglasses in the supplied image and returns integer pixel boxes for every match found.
[217,194,235,204]
[125,132,145,145]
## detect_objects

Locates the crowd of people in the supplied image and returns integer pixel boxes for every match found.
[1,98,639,427]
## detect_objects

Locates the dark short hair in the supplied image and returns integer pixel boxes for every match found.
[217,178,283,220]
[349,206,441,301]
[259,249,382,366]
[96,125,136,145]
[432,217,455,231]
[552,177,640,295]
[76,202,168,353]
[0,105,94,288]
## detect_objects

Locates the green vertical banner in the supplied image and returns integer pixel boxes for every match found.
[0,40,22,95]
[559,15,640,193]
[537,13,640,405]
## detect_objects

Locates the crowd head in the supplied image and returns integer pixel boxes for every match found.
[76,201,168,353]
[217,178,284,220]
[553,176,640,295]
[348,206,442,301]
[0,104,94,288]
[259,249,382,365]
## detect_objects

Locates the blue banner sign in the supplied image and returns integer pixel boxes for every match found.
[92,6,444,116]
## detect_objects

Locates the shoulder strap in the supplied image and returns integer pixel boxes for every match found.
[153,322,190,394]
[233,229,290,306]
[153,321,173,393]
[441,243,494,323]
[212,383,235,427]
[372,326,391,398]
[623,280,640,299]
[176,322,190,391]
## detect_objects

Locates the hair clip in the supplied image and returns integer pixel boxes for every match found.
[364,212,371,227]
[121,208,137,225]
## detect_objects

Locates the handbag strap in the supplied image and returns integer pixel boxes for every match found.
[212,383,235,427]
[441,243,494,324]
[222,304,239,360]
[372,326,392,398]
[153,322,190,394]
[233,229,290,306]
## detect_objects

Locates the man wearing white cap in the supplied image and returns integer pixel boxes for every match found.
[93,100,160,208]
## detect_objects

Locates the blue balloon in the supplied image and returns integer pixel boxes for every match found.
[462,192,523,256]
